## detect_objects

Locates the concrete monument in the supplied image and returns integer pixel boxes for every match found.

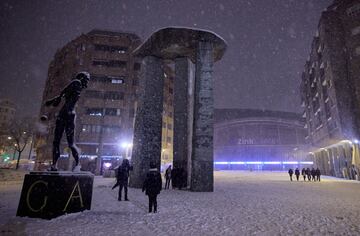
[129,27,226,192]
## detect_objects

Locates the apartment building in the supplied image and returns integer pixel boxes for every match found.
[300,0,360,179]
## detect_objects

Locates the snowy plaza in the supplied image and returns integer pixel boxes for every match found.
[1,171,360,235]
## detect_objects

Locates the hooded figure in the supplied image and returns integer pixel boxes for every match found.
[311,168,316,181]
[301,168,306,181]
[306,168,311,181]
[112,159,132,201]
[142,162,162,213]
[288,168,294,181]
[165,165,172,189]
[315,168,321,181]
[294,168,300,181]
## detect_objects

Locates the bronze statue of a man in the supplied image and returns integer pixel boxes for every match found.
[45,72,90,171]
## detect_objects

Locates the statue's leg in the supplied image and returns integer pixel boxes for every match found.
[53,117,65,167]
[65,114,79,166]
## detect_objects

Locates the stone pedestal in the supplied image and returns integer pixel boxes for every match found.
[191,41,214,192]
[17,171,94,220]
[130,56,164,188]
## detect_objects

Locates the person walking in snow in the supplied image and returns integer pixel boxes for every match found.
[294,168,300,181]
[288,168,294,181]
[171,167,179,188]
[311,168,316,181]
[301,168,306,181]
[142,162,162,213]
[165,165,172,189]
[350,165,358,180]
[306,167,311,181]
[112,159,132,201]
[315,168,321,181]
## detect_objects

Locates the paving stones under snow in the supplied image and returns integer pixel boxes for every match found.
[1,171,360,235]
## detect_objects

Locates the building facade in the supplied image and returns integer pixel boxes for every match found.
[36,29,141,171]
[0,99,16,163]
[0,99,16,133]
[300,0,360,179]
[214,109,309,170]
[36,29,174,172]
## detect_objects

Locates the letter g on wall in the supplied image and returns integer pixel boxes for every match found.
[26,180,48,212]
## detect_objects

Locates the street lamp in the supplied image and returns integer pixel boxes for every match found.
[120,142,133,159]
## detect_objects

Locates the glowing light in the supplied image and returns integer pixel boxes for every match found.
[263,162,281,164]
[354,139,359,144]
[300,161,314,165]
[229,161,245,164]
[7,136,12,140]
[121,142,133,148]
[214,161,313,165]
[214,162,229,164]
[245,161,263,165]
[104,162,112,168]
[282,161,298,164]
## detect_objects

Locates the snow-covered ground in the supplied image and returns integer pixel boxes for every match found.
[1,171,360,235]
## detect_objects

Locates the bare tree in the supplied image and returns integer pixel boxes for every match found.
[9,118,34,170]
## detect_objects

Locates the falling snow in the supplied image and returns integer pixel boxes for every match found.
[0,0,332,116]
[1,172,360,235]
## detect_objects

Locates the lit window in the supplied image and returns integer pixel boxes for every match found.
[111,79,124,84]
[86,108,103,116]
[352,26,360,35]
[356,46,360,56]
[347,3,360,18]
[105,108,121,116]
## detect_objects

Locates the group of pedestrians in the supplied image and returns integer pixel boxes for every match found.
[112,160,185,213]
[288,167,321,182]
[112,160,161,213]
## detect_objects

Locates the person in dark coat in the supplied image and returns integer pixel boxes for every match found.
[315,168,321,181]
[306,167,311,181]
[142,162,162,213]
[171,167,178,188]
[350,165,357,180]
[288,168,294,181]
[112,159,132,201]
[301,168,306,181]
[165,165,172,189]
[311,168,316,181]
[294,168,300,181]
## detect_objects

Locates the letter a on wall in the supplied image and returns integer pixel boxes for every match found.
[63,181,84,212]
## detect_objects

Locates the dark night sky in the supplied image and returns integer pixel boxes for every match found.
[0,0,332,117]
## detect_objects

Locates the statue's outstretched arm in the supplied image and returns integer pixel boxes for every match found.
[45,96,61,107]
[44,80,80,107]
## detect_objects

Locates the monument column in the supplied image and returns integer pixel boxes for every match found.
[173,57,190,177]
[191,41,214,192]
[129,56,164,188]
